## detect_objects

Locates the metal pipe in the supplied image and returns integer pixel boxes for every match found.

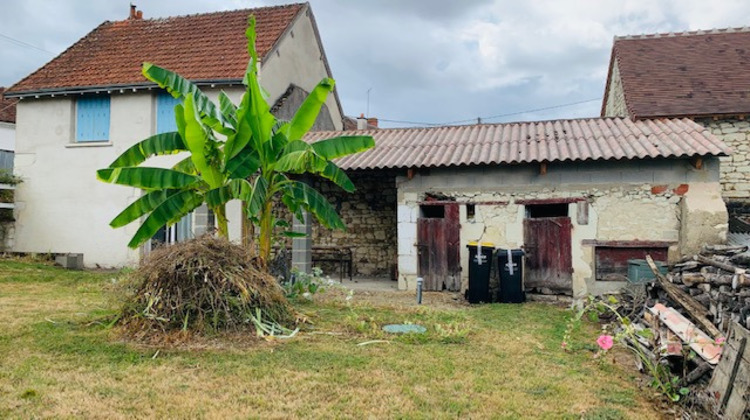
[416,277,423,304]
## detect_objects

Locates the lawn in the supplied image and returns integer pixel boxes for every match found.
[0,260,665,419]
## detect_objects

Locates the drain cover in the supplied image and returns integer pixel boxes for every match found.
[382,324,426,334]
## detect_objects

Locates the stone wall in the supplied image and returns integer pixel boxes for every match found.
[698,118,750,201]
[395,159,727,296]
[309,171,398,278]
[602,59,629,118]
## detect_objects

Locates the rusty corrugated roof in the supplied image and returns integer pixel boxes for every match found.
[305,117,730,170]
[604,28,750,119]
[6,4,304,95]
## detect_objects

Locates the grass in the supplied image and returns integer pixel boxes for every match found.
[0,260,665,418]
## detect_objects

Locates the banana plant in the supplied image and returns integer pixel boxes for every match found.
[97,16,374,262]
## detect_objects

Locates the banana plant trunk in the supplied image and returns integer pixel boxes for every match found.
[212,205,229,239]
[258,199,274,267]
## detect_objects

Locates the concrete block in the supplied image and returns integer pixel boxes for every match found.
[398,254,417,275]
[397,239,416,256]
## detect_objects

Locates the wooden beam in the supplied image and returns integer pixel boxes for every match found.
[691,156,704,170]
[582,239,676,247]
[407,168,415,180]
[539,162,547,175]
[646,255,723,339]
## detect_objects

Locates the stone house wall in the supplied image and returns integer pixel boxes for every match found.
[602,58,628,118]
[303,171,398,278]
[395,158,727,297]
[698,118,750,201]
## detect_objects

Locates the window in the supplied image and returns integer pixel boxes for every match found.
[526,203,568,218]
[76,96,110,142]
[595,246,668,281]
[156,93,182,134]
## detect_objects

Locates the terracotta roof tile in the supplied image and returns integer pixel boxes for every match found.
[0,88,18,123]
[606,28,750,119]
[6,4,304,95]
[305,118,730,170]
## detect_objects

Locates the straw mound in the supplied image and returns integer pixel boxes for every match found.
[120,236,293,335]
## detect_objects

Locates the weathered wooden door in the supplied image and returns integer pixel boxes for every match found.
[417,203,460,291]
[523,217,573,294]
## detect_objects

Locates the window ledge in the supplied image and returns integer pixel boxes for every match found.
[65,142,113,148]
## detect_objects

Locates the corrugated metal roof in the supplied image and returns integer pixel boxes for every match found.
[306,117,731,170]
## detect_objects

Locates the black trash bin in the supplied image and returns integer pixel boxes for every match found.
[497,248,525,303]
[467,242,494,303]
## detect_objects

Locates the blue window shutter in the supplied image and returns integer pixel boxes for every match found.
[156,93,182,134]
[76,96,110,142]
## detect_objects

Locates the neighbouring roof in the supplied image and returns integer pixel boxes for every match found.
[604,28,750,119]
[305,117,730,171]
[0,88,18,123]
[6,3,305,96]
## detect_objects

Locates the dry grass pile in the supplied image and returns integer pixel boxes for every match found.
[120,236,294,335]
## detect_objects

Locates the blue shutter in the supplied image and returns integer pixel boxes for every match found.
[156,93,182,134]
[76,96,110,142]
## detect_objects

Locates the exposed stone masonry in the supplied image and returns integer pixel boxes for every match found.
[699,118,750,200]
[308,171,398,278]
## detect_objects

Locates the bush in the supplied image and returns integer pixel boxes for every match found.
[119,235,294,336]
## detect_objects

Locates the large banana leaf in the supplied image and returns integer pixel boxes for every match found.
[225,147,260,179]
[284,78,335,141]
[183,94,223,188]
[142,63,232,135]
[223,91,253,163]
[172,156,196,174]
[97,167,200,189]
[127,190,204,248]
[284,181,345,230]
[320,162,355,192]
[218,91,238,129]
[247,176,270,216]
[242,17,276,156]
[110,189,180,228]
[205,178,253,208]
[108,132,186,168]
[274,140,327,174]
[311,135,375,160]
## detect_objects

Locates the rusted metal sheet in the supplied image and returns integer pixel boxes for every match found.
[523,217,573,294]
[595,247,668,281]
[305,118,730,170]
[417,203,460,292]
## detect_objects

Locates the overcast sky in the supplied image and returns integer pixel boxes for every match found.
[2,0,750,128]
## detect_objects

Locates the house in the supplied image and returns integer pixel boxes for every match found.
[600,28,750,224]
[4,3,344,267]
[305,117,730,298]
[0,88,16,171]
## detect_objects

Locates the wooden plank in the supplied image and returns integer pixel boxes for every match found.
[582,239,676,247]
[445,203,461,292]
[516,197,584,205]
[708,322,750,418]
[648,303,723,364]
[646,255,723,339]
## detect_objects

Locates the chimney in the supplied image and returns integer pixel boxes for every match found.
[366,117,378,128]
[129,4,142,20]
[356,113,367,130]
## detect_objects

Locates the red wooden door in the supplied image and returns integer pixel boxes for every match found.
[523,217,573,294]
[417,204,460,291]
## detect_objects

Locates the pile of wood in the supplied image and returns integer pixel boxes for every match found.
[618,247,750,417]
[662,244,750,334]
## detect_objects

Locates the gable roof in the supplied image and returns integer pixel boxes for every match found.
[6,3,305,97]
[603,28,750,119]
[305,117,730,171]
[0,88,18,123]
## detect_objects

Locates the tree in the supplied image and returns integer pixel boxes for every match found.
[97,16,374,260]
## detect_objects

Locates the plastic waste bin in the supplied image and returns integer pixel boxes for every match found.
[627,259,667,284]
[467,242,494,303]
[498,248,525,303]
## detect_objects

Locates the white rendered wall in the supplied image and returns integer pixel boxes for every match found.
[0,122,14,151]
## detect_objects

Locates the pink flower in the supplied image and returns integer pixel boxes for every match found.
[561,341,568,350]
[716,337,726,345]
[596,335,614,351]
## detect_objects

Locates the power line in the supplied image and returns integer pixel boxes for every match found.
[0,33,55,55]
[379,97,602,128]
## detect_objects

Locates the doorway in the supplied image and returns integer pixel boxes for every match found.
[416,202,460,291]
[523,203,573,294]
